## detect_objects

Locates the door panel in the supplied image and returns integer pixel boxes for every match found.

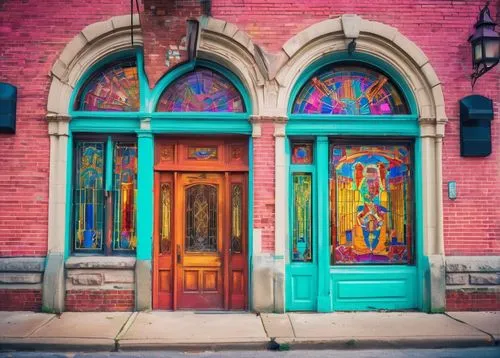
[176,173,224,309]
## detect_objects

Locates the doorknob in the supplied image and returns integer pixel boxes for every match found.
[177,244,182,264]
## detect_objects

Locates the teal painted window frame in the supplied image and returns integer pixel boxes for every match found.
[285,52,425,312]
[66,50,254,263]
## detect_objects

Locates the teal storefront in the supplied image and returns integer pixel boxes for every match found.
[285,52,426,311]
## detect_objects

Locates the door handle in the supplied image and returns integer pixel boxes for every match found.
[177,244,182,264]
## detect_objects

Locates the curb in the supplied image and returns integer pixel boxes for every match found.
[0,338,116,352]
[117,340,270,352]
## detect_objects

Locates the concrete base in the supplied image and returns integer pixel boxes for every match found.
[135,259,152,311]
[42,252,65,313]
[252,255,274,312]
[428,254,446,313]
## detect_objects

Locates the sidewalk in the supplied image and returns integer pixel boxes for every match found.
[0,311,498,352]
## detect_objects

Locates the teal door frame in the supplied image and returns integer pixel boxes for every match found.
[285,51,426,312]
[65,50,255,307]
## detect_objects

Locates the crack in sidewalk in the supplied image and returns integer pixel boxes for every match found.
[445,313,496,345]
[113,312,138,352]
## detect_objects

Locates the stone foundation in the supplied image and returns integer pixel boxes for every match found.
[64,257,136,311]
[445,256,500,311]
[0,258,45,311]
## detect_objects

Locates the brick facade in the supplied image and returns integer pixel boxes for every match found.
[0,289,42,311]
[0,0,498,311]
[65,290,134,312]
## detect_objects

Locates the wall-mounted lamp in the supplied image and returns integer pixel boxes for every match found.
[468,1,499,87]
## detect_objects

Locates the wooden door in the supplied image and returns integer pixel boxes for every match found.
[176,173,224,309]
[153,138,248,310]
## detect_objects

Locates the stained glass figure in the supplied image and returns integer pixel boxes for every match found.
[113,143,137,251]
[292,174,312,262]
[156,68,244,112]
[76,59,139,111]
[293,66,409,115]
[185,184,218,252]
[330,144,412,264]
[74,142,105,251]
[292,143,313,164]
[231,184,243,254]
[160,183,172,254]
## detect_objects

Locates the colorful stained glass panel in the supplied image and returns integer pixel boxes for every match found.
[77,59,139,111]
[156,68,244,112]
[330,144,412,264]
[292,174,312,262]
[293,66,409,115]
[73,142,105,251]
[292,143,313,164]
[185,184,218,252]
[113,143,137,251]
[160,183,172,254]
[231,184,243,254]
[187,146,217,160]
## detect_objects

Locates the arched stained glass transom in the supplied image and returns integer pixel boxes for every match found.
[292,66,409,115]
[75,58,140,111]
[156,68,245,112]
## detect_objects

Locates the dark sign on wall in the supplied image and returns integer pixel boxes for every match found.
[0,82,17,134]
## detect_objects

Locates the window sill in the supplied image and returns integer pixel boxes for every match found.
[65,256,136,269]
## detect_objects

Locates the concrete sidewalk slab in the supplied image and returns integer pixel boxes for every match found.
[447,312,500,342]
[118,312,268,350]
[277,312,494,349]
[0,312,54,338]
[30,312,132,339]
[260,313,294,338]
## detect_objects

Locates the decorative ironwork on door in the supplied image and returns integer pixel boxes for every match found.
[160,183,172,254]
[231,184,242,253]
[185,184,218,252]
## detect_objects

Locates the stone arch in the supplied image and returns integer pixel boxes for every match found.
[199,17,268,117]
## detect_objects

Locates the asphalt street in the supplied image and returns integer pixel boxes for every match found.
[1,348,500,358]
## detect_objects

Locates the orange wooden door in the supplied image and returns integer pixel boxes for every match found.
[176,173,225,309]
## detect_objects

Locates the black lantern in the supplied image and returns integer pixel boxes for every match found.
[468,1,500,87]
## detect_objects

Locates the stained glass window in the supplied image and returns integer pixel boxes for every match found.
[75,59,140,111]
[292,66,409,115]
[160,183,172,254]
[292,143,313,164]
[112,143,137,251]
[292,174,312,262]
[73,142,105,251]
[231,184,243,254]
[185,184,218,252]
[156,68,245,112]
[330,144,412,264]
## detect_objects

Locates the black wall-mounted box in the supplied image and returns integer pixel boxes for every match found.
[0,82,17,134]
[460,95,494,157]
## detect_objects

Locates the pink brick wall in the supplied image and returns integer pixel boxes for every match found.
[0,289,42,311]
[65,290,134,311]
[0,0,498,258]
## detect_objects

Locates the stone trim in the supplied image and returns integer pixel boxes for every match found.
[446,256,500,289]
[0,258,45,272]
[65,256,136,269]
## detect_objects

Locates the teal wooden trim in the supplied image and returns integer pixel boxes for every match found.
[414,137,427,311]
[70,118,140,133]
[315,136,331,312]
[136,48,151,112]
[150,118,251,135]
[149,59,252,114]
[150,112,249,120]
[290,164,315,173]
[68,49,140,114]
[136,132,154,260]
[70,112,145,119]
[64,135,74,259]
[286,119,419,137]
[247,137,254,310]
[105,137,113,191]
[287,51,419,116]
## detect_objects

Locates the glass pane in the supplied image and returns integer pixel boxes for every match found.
[185,184,218,252]
[292,143,313,164]
[231,184,243,254]
[112,143,137,251]
[292,174,312,262]
[160,183,172,254]
[187,146,218,160]
[73,142,105,251]
[76,59,139,111]
[156,68,244,112]
[330,144,412,264]
[293,66,409,115]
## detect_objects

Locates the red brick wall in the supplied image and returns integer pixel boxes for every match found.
[0,0,498,259]
[252,121,276,252]
[0,289,42,311]
[65,290,134,312]
[446,290,500,311]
